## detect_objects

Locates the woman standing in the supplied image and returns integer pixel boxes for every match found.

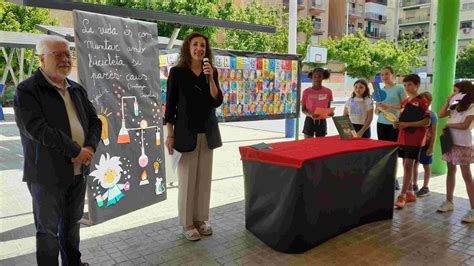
[165,33,223,241]
[376,66,406,189]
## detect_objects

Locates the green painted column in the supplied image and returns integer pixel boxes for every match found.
[431,0,461,174]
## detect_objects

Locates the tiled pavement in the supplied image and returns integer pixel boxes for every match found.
[1,107,473,265]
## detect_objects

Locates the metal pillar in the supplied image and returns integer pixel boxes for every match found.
[431,0,461,174]
[285,0,297,138]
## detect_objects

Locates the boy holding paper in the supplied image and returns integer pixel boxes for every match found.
[302,68,334,139]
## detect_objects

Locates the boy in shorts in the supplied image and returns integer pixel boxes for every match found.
[394,74,431,209]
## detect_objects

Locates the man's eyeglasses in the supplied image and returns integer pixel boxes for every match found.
[43,51,71,59]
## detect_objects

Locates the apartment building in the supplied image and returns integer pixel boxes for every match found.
[394,0,474,74]
[328,0,390,41]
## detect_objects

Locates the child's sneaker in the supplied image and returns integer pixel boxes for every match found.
[416,187,430,197]
[395,194,406,209]
[406,192,417,203]
[461,210,474,223]
[437,201,454,212]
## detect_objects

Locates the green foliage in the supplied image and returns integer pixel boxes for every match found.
[321,30,427,79]
[0,1,58,84]
[83,0,314,56]
[83,0,228,45]
[222,1,313,55]
[455,41,474,79]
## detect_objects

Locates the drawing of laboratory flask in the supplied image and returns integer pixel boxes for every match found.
[139,145,148,168]
[117,119,130,144]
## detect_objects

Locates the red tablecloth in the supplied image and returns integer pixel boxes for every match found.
[239,136,399,169]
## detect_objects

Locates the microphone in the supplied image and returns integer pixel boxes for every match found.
[203,58,209,84]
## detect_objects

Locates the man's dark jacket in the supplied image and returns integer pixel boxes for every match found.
[14,70,102,186]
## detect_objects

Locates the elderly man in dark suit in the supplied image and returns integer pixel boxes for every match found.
[14,35,101,266]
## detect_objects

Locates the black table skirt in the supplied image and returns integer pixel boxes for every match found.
[242,146,398,253]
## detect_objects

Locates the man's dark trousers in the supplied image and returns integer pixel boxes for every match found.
[27,174,86,266]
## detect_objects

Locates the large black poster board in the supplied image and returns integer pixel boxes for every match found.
[74,10,166,224]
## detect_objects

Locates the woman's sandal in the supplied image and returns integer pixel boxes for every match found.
[182,227,200,241]
[195,221,213,236]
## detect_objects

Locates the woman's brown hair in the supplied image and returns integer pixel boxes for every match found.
[351,79,371,98]
[383,66,394,74]
[176,32,214,68]
[450,81,474,112]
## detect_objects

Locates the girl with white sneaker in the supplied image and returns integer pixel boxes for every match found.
[437,81,474,223]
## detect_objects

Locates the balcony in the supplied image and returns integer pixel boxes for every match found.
[366,0,388,4]
[365,30,387,39]
[399,15,430,26]
[398,31,428,40]
[313,21,325,35]
[349,8,364,20]
[309,0,326,14]
[365,12,387,23]
[400,0,431,8]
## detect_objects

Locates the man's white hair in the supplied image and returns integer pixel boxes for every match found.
[36,35,70,55]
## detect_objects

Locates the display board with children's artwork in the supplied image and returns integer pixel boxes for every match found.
[74,10,166,224]
[159,49,301,122]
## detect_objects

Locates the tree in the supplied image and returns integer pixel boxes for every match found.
[0,1,58,84]
[455,42,474,79]
[321,30,427,79]
[83,0,231,45]
[222,1,313,55]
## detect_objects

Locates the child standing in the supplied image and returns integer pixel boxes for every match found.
[413,92,437,197]
[302,68,333,139]
[394,74,431,209]
[376,66,407,190]
[437,81,474,223]
[376,66,407,141]
[343,79,374,138]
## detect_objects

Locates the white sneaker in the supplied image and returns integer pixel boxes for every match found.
[462,210,474,223]
[437,201,454,212]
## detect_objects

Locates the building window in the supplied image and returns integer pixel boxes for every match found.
[462,2,474,10]
[460,21,472,29]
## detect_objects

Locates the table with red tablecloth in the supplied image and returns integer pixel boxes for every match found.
[239,136,399,253]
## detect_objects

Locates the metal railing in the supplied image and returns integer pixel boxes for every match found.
[399,15,430,24]
[366,30,387,38]
[365,12,387,22]
[400,0,431,7]
[398,31,429,40]
[349,8,364,18]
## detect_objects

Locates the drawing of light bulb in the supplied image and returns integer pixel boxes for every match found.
[98,114,109,146]
[153,161,160,174]
[138,130,148,168]
[117,119,130,144]
[134,100,139,116]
